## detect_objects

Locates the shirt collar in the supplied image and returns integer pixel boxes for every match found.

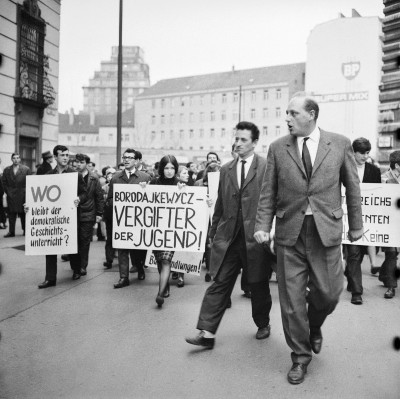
[297,125,320,144]
[238,153,254,165]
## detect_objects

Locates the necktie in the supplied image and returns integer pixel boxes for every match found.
[240,160,246,189]
[302,137,312,180]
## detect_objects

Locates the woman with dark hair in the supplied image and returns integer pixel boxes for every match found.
[150,155,180,307]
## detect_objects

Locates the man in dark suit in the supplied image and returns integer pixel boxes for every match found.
[107,148,151,289]
[36,151,54,175]
[254,93,363,384]
[2,153,31,237]
[186,121,273,349]
[343,138,381,305]
[37,145,88,288]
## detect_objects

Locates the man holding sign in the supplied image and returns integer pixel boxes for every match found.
[36,145,87,288]
[186,121,273,349]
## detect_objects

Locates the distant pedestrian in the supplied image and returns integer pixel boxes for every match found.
[36,151,54,175]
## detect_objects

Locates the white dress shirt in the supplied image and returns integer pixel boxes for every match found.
[297,126,320,215]
[356,164,365,182]
[236,153,254,187]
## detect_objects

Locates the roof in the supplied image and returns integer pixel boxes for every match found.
[137,63,305,98]
[58,108,135,133]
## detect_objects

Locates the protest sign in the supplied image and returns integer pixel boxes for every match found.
[207,171,220,223]
[25,173,78,255]
[113,184,209,251]
[342,183,400,247]
[145,250,204,276]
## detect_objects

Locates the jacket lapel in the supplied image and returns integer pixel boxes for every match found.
[228,159,239,192]
[312,130,331,176]
[286,136,307,178]
[242,155,257,191]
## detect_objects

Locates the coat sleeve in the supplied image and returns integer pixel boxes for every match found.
[255,145,277,233]
[77,173,88,203]
[208,171,224,240]
[94,178,105,216]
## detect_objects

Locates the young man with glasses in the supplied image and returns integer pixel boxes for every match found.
[106,148,151,288]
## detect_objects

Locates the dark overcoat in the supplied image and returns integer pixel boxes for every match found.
[209,153,269,283]
[1,164,31,213]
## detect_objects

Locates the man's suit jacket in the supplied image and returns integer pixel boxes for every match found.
[255,129,363,247]
[362,162,381,184]
[1,164,31,213]
[209,153,269,283]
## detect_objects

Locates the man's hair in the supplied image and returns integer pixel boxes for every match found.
[159,155,179,178]
[206,152,219,162]
[75,153,90,163]
[235,121,260,141]
[154,162,160,170]
[186,161,194,168]
[11,153,20,159]
[352,137,371,154]
[88,161,95,167]
[291,92,319,121]
[53,145,69,156]
[135,151,143,161]
[389,150,400,170]
[123,148,139,159]
[102,165,111,176]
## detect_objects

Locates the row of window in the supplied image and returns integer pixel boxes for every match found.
[151,107,282,125]
[152,88,282,109]
[151,126,281,140]
[66,134,131,142]
[150,144,271,153]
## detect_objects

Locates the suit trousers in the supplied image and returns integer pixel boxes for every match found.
[79,221,95,269]
[379,248,398,289]
[45,253,81,281]
[104,216,114,263]
[8,211,25,234]
[118,249,146,279]
[343,244,365,295]
[276,216,343,365]
[197,230,272,334]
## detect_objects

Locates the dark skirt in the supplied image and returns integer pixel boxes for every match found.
[153,250,174,262]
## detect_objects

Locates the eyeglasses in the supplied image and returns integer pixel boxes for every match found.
[122,156,136,160]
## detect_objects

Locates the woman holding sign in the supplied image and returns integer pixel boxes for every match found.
[150,155,180,308]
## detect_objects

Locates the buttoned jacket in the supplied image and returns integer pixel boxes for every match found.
[1,164,31,212]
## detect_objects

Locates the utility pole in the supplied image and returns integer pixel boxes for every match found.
[116,0,123,165]
[238,85,242,122]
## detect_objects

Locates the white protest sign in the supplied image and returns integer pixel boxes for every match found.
[113,184,209,251]
[342,183,400,247]
[144,250,204,276]
[207,171,220,223]
[25,173,78,255]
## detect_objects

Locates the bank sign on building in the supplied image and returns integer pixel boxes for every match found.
[306,15,382,158]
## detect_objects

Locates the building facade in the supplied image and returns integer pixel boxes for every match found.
[134,63,305,163]
[82,46,150,115]
[377,0,400,166]
[306,11,382,159]
[0,0,60,171]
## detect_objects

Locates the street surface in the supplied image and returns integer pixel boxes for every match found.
[0,226,399,398]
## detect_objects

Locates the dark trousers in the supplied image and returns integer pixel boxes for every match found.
[276,216,343,365]
[343,244,365,295]
[104,216,114,263]
[79,221,95,269]
[118,249,146,279]
[379,249,398,289]
[45,253,80,281]
[8,211,25,234]
[197,231,272,334]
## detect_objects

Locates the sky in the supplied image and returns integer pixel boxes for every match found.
[58,0,384,113]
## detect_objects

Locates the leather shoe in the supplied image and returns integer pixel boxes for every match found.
[384,288,395,299]
[72,272,81,280]
[129,265,138,273]
[4,232,15,238]
[243,290,252,298]
[138,270,145,280]
[38,280,56,289]
[287,363,307,384]
[114,278,129,289]
[205,272,211,282]
[185,331,215,349]
[103,261,112,269]
[171,272,179,280]
[226,298,232,309]
[351,294,363,305]
[310,334,323,354]
[80,268,87,276]
[177,276,184,287]
[61,254,70,261]
[156,295,164,308]
[256,325,271,340]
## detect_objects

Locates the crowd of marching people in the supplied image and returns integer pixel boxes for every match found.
[0,93,399,385]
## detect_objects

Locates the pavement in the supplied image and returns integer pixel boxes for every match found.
[0,225,399,399]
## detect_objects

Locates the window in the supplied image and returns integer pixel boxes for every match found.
[276,125,281,136]
[67,136,71,142]
[161,131,165,140]
[151,115,156,125]
[179,130,184,139]
[151,99,156,109]
[233,111,238,120]
[151,131,156,140]
[161,99,165,108]
[233,92,238,102]
[170,114,175,124]
[108,133,113,141]
[221,128,226,137]
[263,108,268,118]
[189,129,194,138]
[180,97,185,106]
[170,130,174,139]
[170,98,176,107]
[263,90,269,100]
[276,107,281,118]
[180,113,184,123]
[200,96,204,105]
[200,129,204,138]
[221,111,226,121]
[189,113,194,123]
[250,109,256,119]
[222,93,227,103]
[276,89,281,99]
[189,96,193,106]
[124,134,130,141]
[200,112,204,122]
[210,112,215,121]
[210,129,215,138]
[263,126,268,136]
[210,94,215,104]
[251,91,256,101]
[161,115,165,124]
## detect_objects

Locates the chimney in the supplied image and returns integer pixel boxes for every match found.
[90,110,95,125]
[69,108,74,125]
[338,12,345,18]
[352,9,361,17]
